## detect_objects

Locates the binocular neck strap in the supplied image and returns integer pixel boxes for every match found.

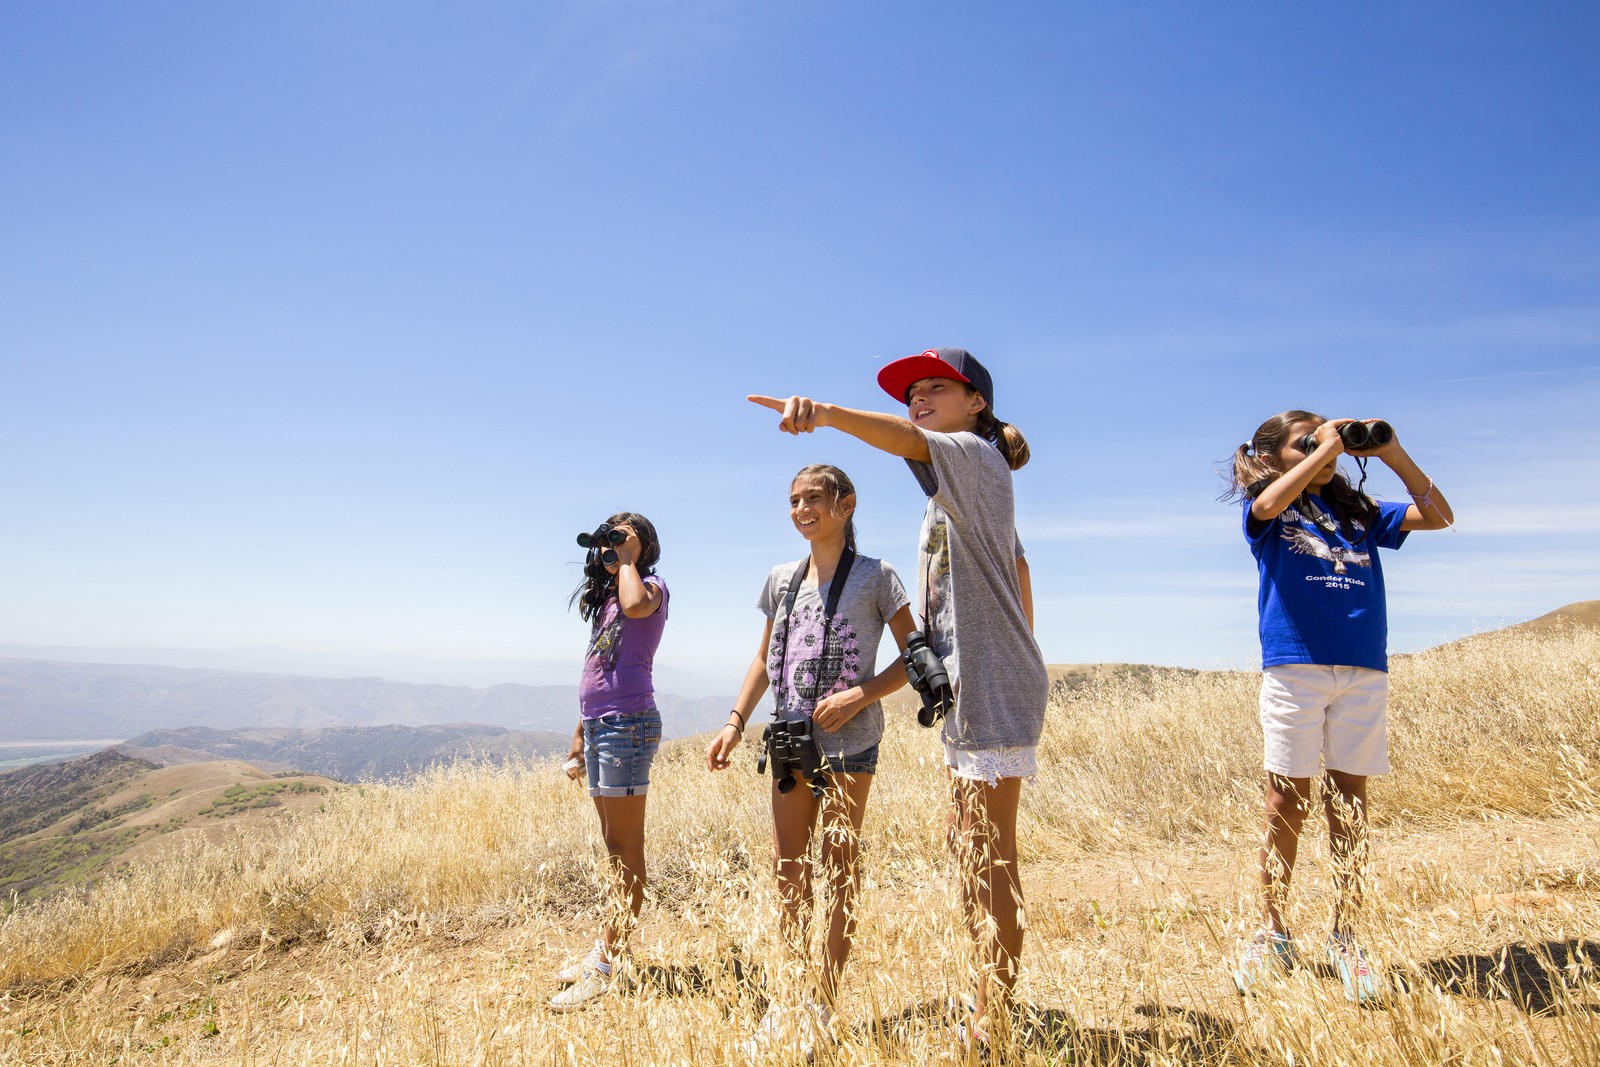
[774,547,857,715]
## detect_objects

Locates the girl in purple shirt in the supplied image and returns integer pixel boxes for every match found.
[550,511,668,1010]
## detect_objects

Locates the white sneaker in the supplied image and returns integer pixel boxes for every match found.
[556,942,605,986]
[743,1001,834,1060]
[549,957,613,1010]
[743,1003,785,1056]
[800,1000,835,1059]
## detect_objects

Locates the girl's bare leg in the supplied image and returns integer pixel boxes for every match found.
[593,793,649,961]
[815,772,873,1008]
[1323,770,1369,935]
[1261,773,1312,933]
[771,778,823,957]
[951,775,1024,1034]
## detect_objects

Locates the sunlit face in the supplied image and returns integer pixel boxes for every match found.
[906,376,986,434]
[1273,420,1338,491]
[789,477,854,544]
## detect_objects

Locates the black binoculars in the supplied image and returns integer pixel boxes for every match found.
[902,630,954,729]
[757,719,827,796]
[576,523,627,566]
[1296,420,1393,454]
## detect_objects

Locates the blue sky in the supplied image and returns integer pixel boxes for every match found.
[3,2,1597,695]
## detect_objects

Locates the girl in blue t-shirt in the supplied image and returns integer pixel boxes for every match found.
[550,512,668,1010]
[1227,411,1452,1003]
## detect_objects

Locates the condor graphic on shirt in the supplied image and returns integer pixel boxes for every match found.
[769,603,864,717]
[1280,504,1371,577]
[1245,495,1410,672]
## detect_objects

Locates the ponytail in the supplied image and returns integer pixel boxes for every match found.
[977,409,1031,470]
[1227,441,1281,501]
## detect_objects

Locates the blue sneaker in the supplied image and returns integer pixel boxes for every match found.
[1234,929,1298,995]
[1328,932,1384,1005]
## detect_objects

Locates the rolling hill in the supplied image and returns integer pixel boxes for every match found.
[0,751,338,903]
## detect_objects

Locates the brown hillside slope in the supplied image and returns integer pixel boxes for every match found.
[0,758,337,902]
[1509,599,1600,633]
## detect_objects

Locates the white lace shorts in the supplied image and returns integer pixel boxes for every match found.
[944,742,1038,787]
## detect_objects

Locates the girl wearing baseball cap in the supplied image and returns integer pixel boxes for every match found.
[750,348,1047,1051]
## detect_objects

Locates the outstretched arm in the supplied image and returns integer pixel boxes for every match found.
[748,395,932,464]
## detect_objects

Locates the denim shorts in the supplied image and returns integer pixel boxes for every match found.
[821,742,879,776]
[582,710,662,798]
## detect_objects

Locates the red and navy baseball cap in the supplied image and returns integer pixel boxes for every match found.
[877,348,995,412]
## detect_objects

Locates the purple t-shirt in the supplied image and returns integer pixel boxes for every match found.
[578,575,668,718]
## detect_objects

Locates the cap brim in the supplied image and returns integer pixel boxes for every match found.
[877,352,972,405]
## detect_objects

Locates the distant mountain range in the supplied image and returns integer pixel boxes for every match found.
[0,657,736,742]
[119,723,571,782]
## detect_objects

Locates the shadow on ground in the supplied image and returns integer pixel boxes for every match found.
[860,999,1278,1065]
[1415,938,1600,1015]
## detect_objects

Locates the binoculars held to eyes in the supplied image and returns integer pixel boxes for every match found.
[1296,420,1394,454]
[758,719,827,796]
[902,630,954,729]
[576,523,627,567]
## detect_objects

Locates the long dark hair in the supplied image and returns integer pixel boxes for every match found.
[1226,410,1378,534]
[569,511,660,623]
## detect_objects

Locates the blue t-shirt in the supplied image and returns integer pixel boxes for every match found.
[1244,496,1409,672]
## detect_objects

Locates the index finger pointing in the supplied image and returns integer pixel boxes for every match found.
[747,395,785,412]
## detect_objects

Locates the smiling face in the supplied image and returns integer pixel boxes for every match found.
[1272,419,1339,491]
[789,475,854,545]
[906,376,987,434]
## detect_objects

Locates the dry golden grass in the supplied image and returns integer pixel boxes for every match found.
[2,623,1597,1065]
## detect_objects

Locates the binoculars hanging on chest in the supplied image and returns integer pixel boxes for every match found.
[758,719,827,797]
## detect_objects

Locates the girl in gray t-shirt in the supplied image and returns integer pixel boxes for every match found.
[748,348,1047,1052]
[705,464,914,1051]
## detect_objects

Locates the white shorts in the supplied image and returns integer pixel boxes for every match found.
[944,742,1038,787]
[1259,664,1390,779]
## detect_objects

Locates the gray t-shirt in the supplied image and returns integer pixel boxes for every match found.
[757,554,910,758]
[908,430,1049,749]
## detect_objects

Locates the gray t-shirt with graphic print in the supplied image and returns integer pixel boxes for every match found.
[908,430,1048,750]
[757,554,910,759]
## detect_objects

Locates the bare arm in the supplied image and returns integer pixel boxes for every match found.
[612,527,662,618]
[811,605,917,733]
[705,618,774,770]
[748,395,932,463]
[1373,439,1455,531]
[1016,555,1035,632]
[566,721,584,780]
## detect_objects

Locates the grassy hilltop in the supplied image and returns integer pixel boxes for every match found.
[2,613,1598,1065]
